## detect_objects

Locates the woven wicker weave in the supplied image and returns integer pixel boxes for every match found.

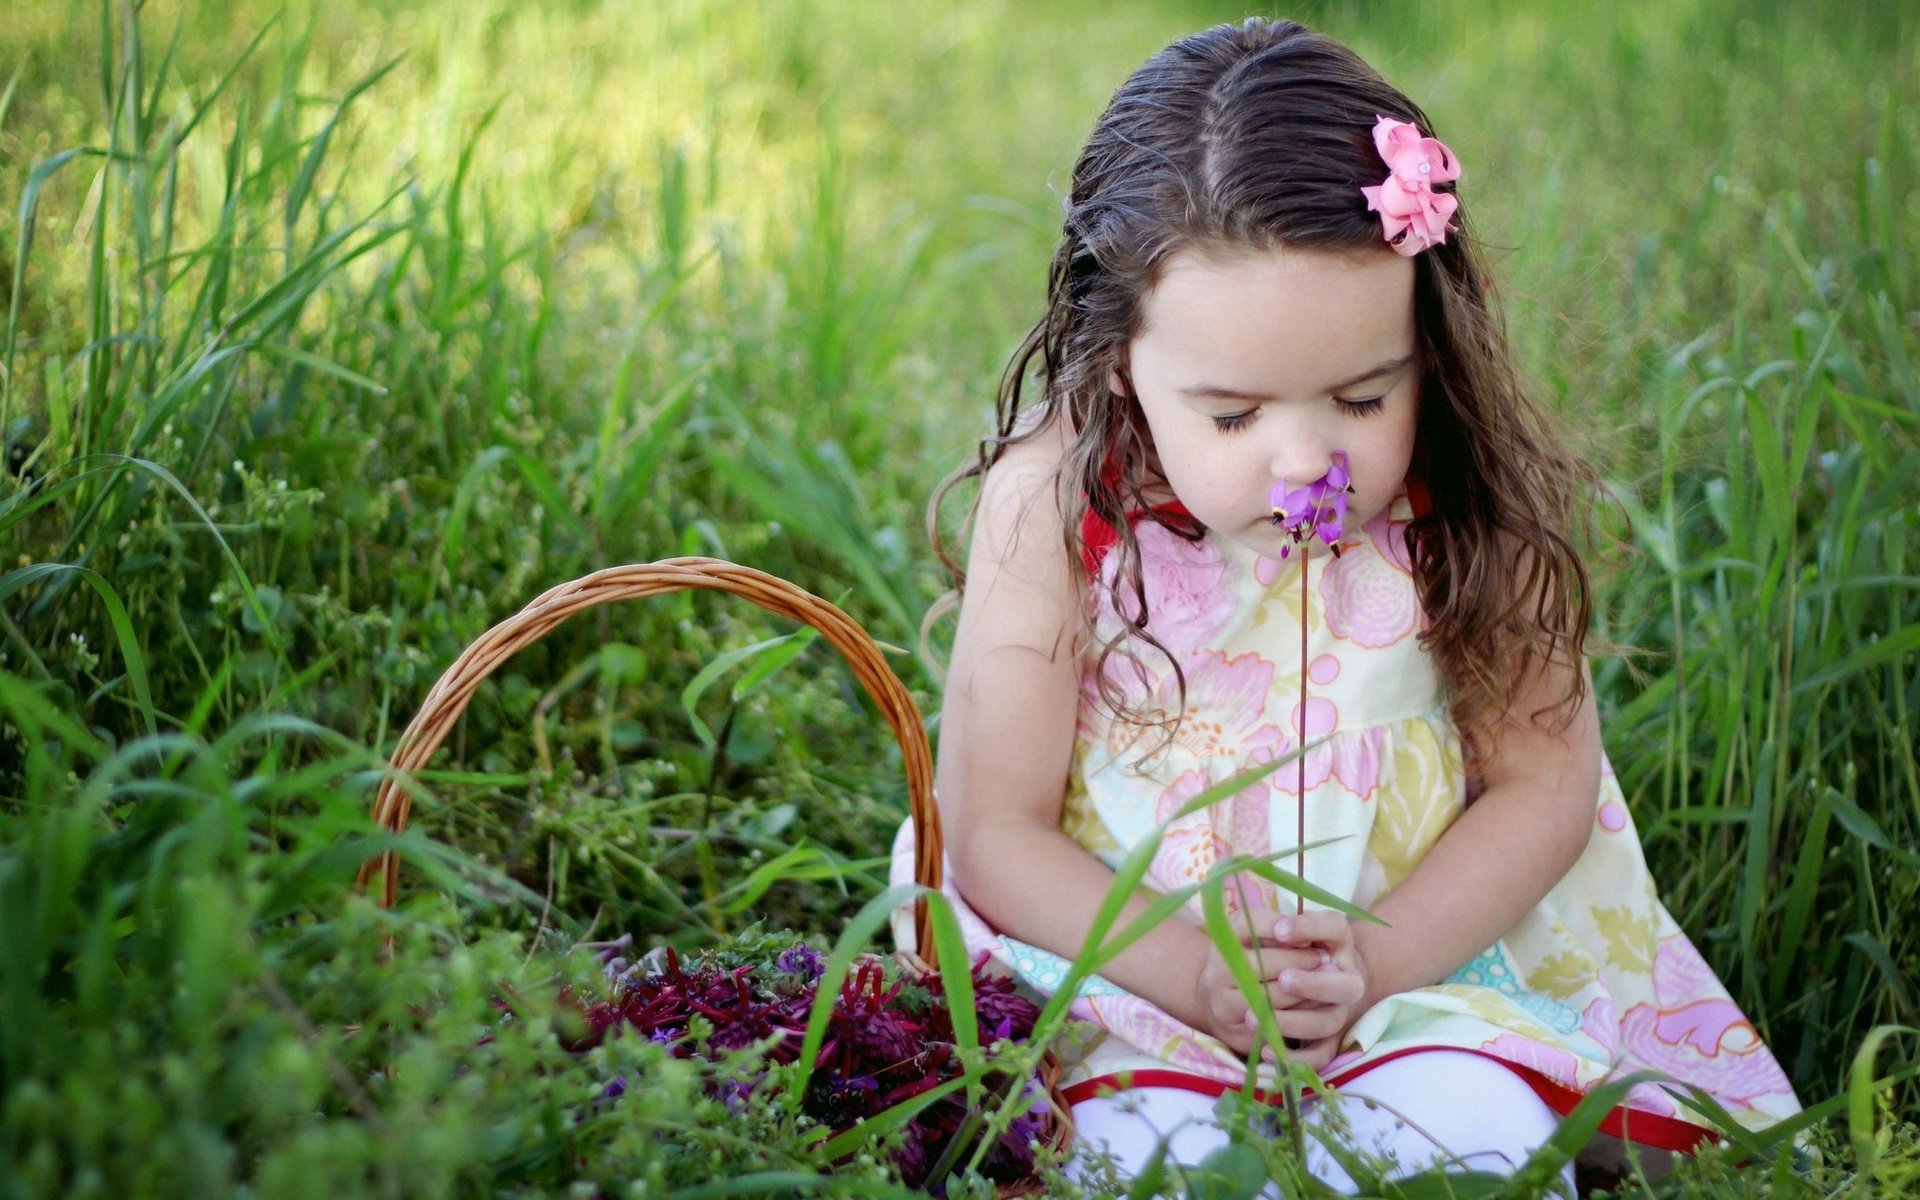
[354,556,1071,1187]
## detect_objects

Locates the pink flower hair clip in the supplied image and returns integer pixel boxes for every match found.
[1360,115,1461,256]
[1268,450,1354,559]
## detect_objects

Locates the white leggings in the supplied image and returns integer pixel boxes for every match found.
[1064,1050,1575,1197]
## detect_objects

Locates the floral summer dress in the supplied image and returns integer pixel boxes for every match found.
[889,490,1801,1152]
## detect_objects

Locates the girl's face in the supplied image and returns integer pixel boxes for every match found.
[1122,244,1421,560]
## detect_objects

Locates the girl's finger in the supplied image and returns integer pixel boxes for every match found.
[1232,906,1306,942]
[1276,966,1365,1006]
[1239,945,1322,975]
[1224,901,1293,943]
[1274,1006,1348,1042]
[1270,910,1353,947]
[1239,985,1309,1027]
[1289,1035,1340,1073]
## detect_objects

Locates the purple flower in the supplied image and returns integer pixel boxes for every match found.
[1268,450,1355,557]
[971,966,1041,1043]
[579,932,644,987]
[994,1108,1046,1177]
[715,1077,756,1114]
[510,933,1051,1193]
[775,943,824,980]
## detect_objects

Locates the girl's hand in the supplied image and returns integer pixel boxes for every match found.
[1263,910,1373,1072]
[1192,933,1326,1059]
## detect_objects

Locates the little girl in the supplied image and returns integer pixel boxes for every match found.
[889,17,1800,1193]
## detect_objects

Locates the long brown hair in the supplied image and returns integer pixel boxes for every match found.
[929,17,1602,750]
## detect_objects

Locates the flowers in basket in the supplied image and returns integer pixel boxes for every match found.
[512,925,1052,1191]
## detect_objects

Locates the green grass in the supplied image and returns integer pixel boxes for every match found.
[1,0,1916,1195]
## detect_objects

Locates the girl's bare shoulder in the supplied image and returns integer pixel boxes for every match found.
[974,409,1074,558]
[963,409,1080,646]
[988,406,1073,480]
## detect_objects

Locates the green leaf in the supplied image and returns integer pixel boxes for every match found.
[0,563,156,736]
[809,1074,969,1163]
[1122,1139,1171,1200]
[712,843,835,915]
[1843,1021,1920,1175]
[663,1171,918,1199]
[1823,785,1892,849]
[1841,933,1916,1012]
[285,56,404,238]
[1507,1073,1651,1187]
[1185,1142,1268,1200]
[787,884,924,1115]
[438,446,514,584]
[731,626,819,700]
[1378,1169,1507,1199]
[679,632,810,748]
[1238,856,1386,926]
[1201,875,1286,1078]
[7,147,108,388]
[1169,750,1301,821]
[922,890,979,1065]
[252,342,388,395]
[1791,624,1920,694]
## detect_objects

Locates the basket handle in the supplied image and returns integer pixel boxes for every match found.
[355,556,944,966]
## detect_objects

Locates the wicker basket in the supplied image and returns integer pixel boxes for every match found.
[353,556,1072,1190]
[351,558,945,937]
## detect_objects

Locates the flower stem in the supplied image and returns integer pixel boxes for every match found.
[1298,550,1308,917]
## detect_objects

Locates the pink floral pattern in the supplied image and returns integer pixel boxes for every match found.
[1618,936,1795,1107]
[1160,651,1281,758]
[1149,768,1279,913]
[1253,696,1387,800]
[1320,510,1420,648]
[1096,521,1235,662]
[1081,996,1235,1077]
[1479,1033,1581,1089]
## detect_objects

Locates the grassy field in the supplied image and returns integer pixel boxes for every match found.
[2,0,1917,1195]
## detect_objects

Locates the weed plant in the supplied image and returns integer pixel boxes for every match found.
[1,0,1915,1195]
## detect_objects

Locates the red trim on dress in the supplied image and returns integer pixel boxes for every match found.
[1080,499,1192,575]
[1058,1046,1719,1154]
[1405,472,1433,520]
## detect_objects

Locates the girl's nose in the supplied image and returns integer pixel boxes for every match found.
[1268,427,1331,486]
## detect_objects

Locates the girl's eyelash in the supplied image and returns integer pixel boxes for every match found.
[1210,396,1386,433]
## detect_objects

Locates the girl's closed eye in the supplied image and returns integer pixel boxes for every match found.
[1210,396,1386,434]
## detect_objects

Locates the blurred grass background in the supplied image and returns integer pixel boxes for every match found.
[1,0,1916,1195]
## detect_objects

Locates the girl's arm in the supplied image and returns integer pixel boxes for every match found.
[936,422,1220,1032]
[1349,651,1603,1011]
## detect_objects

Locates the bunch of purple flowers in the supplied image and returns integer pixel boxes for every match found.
[1268,449,1354,557]
[526,928,1051,1192]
